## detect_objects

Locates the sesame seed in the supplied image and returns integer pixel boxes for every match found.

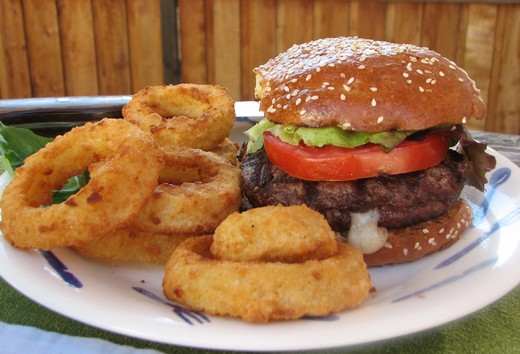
[343,84,351,92]
[416,69,424,74]
[299,109,307,115]
[271,98,276,104]
[403,248,409,256]
[328,63,335,67]
[439,71,445,77]
[341,122,352,129]
[283,104,288,110]
[286,94,291,100]
[327,86,335,90]
[406,79,412,84]
[431,79,437,84]
[403,72,409,78]
[305,96,311,102]
[414,242,422,250]
[406,63,413,71]
[323,82,330,86]
[384,242,393,249]
[305,74,312,81]
[347,77,355,85]
[439,228,445,234]
[449,64,456,70]
[295,98,302,105]
[340,73,346,78]
[377,116,384,124]
[358,64,366,70]
[371,98,377,107]
[340,94,346,101]
[462,116,467,124]
[370,87,378,92]
[458,77,464,82]
[419,86,425,92]
[284,86,290,92]
[426,78,432,84]
[316,67,321,72]
[290,78,298,83]
[422,228,429,234]
[311,95,318,100]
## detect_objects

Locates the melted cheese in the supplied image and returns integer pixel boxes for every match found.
[347,209,388,254]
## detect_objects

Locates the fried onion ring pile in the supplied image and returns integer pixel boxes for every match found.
[132,147,242,235]
[0,119,163,250]
[163,205,372,323]
[122,84,235,151]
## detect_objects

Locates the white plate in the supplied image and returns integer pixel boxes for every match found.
[1,121,520,352]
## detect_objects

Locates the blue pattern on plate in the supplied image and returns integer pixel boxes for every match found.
[392,258,497,303]
[38,250,83,288]
[393,167,516,302]
[435,167,513,269]
[132,286,210,325]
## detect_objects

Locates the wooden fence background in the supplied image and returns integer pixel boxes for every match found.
[0,0,518,134]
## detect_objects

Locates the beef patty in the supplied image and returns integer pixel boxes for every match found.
[241,149,469,234]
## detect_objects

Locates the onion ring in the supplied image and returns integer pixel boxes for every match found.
[209,138,238,166]
[73,228,194,265]
[131,147,242,234]
[163,235,371,323]
[211,205,338,262]
[122,84,235,150]
[0,118,163,250]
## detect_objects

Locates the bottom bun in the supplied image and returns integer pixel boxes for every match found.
[363,200,472,267]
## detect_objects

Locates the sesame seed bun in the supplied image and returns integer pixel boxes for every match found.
[254,37,485,132]
[363,200,472,267]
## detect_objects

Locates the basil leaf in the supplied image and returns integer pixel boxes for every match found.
[0,122,89,203]
[0,122,52,172]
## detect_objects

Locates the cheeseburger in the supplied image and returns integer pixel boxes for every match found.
[241,37,496,266]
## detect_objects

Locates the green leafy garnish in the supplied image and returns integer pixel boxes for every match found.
[246,118,413,153]
[0,122,88,203]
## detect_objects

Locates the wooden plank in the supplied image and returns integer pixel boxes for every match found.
[178,0,207,84]
[386,2,423,45]
[313,0,350,38]
[350,1,387,40]
[57,0,98,96]
[160,0,180,84]
[487,4,520,134]
[22,0,65,97]
[127,0,164,91]
[423,3,460,60]
[209,0,241,100]
[0,0,31,98]
[276,0,314,53]
[0,7,6,98]
[92,0,131,95]
[240,0,276,100]
[462,4,498,131]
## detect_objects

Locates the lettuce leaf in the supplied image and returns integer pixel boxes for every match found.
[435,125,496,192]
[246,118,412,153]
[0,122,88,203]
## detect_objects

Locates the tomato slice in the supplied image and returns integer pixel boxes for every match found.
[263,132,449,181]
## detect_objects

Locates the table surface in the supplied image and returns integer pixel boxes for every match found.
[1,129,519,354]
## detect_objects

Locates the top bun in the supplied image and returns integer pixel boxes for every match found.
[253,37,485,132]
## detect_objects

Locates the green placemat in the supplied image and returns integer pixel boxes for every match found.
[2,277,520,353]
